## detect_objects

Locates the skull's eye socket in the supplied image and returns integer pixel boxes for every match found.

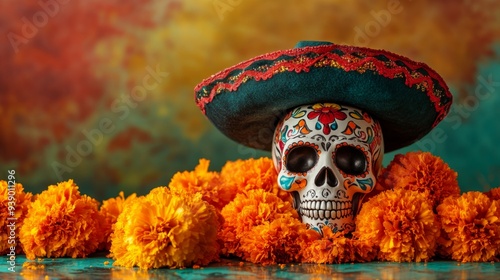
[286,146,318,173]
[335,146,367,175]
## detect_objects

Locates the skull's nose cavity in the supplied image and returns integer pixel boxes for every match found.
[315,166,338,187]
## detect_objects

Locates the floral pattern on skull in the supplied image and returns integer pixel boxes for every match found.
[272,103,384,234]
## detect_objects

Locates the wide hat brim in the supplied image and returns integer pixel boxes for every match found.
[194,41,453,153]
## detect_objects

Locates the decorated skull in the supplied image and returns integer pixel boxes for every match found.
[272,102,384,234]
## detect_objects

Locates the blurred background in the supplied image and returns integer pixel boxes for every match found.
[1,0,499,200]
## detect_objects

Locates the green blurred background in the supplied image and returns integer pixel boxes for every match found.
[1,0,499,200]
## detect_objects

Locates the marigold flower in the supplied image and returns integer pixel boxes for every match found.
[239,216,310,265]
[301,226,377,264]
[219,189,298,257]
[110,187,220,269]
[380,151,460,209]
[169,159,235,210]
[485,187,500,201]
[220,157,292,203]
[354,188,440,262]
[98,191,138,251]
[0,181,33,255]
[19,180,102,259]
[437,192,500,262]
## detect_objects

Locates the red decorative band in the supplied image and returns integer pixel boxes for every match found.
[194,44,452,128]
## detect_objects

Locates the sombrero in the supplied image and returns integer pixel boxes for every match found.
[194,41,453,153]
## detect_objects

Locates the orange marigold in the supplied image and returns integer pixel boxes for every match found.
[239,216,310,265]
[110,187,220,269]
[380,151,460,209]
[354,188,440,262]
[0,180,33,255]
[219,189,298,257]
[169,159,235,210]
[19,180,102,259]
[98,191,138,251]
[437,192,500,262]
[485,186,500,201]
[220,157,292,203]
[301,226,377,264]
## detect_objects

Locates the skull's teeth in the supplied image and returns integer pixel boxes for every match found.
[299,200,353,220]
[300,208,353,220]
[300,200,352,211]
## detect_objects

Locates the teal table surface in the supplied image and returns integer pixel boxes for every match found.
[2,254,500,280]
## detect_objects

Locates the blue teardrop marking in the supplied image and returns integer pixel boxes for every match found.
[356,178,374,191]
[330,121,338,130]
[279,175,295,191]
[315,122,322,130]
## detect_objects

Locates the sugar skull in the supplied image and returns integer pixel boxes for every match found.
[272,103,384,234]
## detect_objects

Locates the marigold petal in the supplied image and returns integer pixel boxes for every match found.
[98,191,138,252]
[0,181,33,255]
[301,226,377,264]
[240,217,308,265]
[485,186,500,201]
[219,189,297,257]
[110,187,220,269]
[169,159,234,210]
[19,180,101,259]
[355,188,440,262]
[220,157,292,203]
[380,151,460,209]
[437,192,500,262]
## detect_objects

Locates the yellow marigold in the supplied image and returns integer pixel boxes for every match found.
[354,188,440,262]
[110,187,220,269]
[98,191,138,251]
[220,157,292,203]
[169,159,235,210]
[485,186,500,201]
[301,226,377,264]
[239,216,310,265]
[0,180,33,255]
[380,151,460,209]
[19,180,102,259]
[219,189,298,257]
[437,192,500,262]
